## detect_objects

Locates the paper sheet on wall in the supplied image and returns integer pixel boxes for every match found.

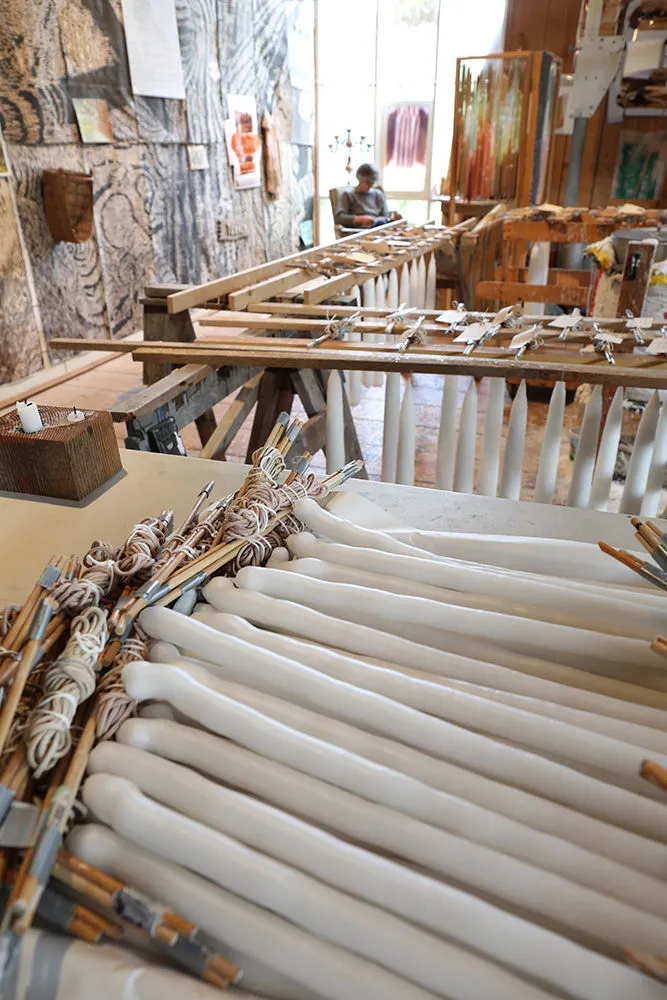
[120,0,186,100]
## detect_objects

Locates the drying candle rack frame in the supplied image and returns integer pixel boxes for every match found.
[55,219,459,469]
[53,216,667,514]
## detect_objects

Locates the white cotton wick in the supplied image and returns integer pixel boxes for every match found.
[16,400,43,434]
[66,406,86,423]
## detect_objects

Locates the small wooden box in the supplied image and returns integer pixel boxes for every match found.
[0,406,122,501]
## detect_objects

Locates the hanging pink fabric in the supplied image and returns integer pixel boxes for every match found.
[386,106,429,169]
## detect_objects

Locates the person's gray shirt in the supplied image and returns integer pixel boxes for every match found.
[334,187,390,228]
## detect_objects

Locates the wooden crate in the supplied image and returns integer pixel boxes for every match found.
[0,406,122,501]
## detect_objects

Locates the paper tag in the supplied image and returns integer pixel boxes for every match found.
[594,331,623,345]
[453,322,489,344]
[509,329,536,351]
[580,344,596,353]
[436,310,467,324]
[549,308,582,330]
[626,317,653,329]
[648,336,667,355]
[549,314,581,329]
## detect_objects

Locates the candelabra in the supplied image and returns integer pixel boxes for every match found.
[329,129,374,178]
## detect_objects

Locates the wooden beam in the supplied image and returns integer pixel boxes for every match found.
[227,270,307,311]
[200,373,262,461]
[616,240,656,319]
[476,281,590,306]
[303,268,372,304]
[111,364,213,421]
[166,220,409,313]
[129,343,667,389]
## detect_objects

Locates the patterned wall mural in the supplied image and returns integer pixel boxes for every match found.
[0,0,315,382]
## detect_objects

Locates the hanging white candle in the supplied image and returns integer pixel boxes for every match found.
[620,390,660,514]
[325,372,345,474]
[589,387,624,510]
[568,384,602,508]
[345,286,362,407]
[409,260,419,307]
[396,379,415,486]
[398,263,410,306]
[416,256,426,308]
[453,379,477,494]
[435,375,459,490]
[382,374,401,483]
[361,280,375,389]
[478,378,506,497]
[642,395,667,517]
[498,381,527,501]
[16,400,43,433]
[425,254,436,310]
[534,381,566,504]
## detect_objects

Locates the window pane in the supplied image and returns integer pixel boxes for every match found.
[318,84,376,196]
[317,0,378,87]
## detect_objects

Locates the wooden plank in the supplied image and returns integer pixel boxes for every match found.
[200,373,262,461]
[476,281,590,306]
[166,220,408,313]
[129,343,667,389]
[245,369,295,462]
[111,364,213,420]
[303,269,372,304]
[227,270,307,311]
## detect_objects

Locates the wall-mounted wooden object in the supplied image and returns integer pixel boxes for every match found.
[42,169,93,244]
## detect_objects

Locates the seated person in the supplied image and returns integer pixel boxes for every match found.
[334,163,402,229]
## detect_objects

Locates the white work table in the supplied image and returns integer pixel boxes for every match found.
[0,450,651,608]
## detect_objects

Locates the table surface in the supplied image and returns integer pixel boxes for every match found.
[0,450,649,607]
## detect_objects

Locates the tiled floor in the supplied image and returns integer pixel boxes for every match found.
[11,350,589,505]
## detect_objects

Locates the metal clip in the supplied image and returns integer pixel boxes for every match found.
[397,316,426,354]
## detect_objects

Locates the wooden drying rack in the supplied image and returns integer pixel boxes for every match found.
[51,217,667,469]
[52,221,456,467]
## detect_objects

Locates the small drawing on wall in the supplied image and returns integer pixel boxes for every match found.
[72,99,114,144]
[224,94,262,190]
[612,130,667,201]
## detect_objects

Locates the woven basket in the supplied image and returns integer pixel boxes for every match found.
[43,168,93,244]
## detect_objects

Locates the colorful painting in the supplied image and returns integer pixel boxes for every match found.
[224,93,261,190]
[612,130,667,201]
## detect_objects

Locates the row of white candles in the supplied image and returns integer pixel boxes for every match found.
[326,298,667,514]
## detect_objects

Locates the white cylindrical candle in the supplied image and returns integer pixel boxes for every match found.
[477,378,505,497]
[534,381,566,504]
[387,268,399,309]
[589,387,624,511]
[326,372,345,474]
[416,256,426,308]
[435,375,459,490]
[453,379,477,494]
[345,287,361,407]
[568,384,602,508]
[16,400,43,434]
[642,396,667,517]
[409,261,419,308]
[361,280,375,389]
[396,379,415,486]
[382,373,401,483]
[425,254,436,310]
[620,390,660,514]
[373,278,385,386]
[399,264,410,307]
[66,407,86,423]
[498,381,527,501]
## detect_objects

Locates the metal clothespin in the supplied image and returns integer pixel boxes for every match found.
[397,316,426,353]
[584,322,619,365]
[510,324,544,359]
[458,322,498,355]
[549,307,583,341]
[385,303,417,334]
[309,310,361,347]
[625,309,651,345]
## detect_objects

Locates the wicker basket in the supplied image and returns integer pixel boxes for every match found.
[43,168,93,244]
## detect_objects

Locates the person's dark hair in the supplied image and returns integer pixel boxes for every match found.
[356,163,380,185]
